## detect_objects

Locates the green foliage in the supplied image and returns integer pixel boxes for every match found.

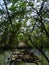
[0,0,49,51]
[0,0,49,64]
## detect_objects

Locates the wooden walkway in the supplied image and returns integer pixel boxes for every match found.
[7,42,41,65]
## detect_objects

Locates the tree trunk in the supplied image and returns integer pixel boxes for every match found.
[28,35,49,63]
[39,49,49,63]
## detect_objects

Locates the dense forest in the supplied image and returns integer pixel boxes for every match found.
[0,0,49,65]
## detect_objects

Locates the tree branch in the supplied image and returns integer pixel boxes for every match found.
[34,1,49,37]
[3,0,12,25]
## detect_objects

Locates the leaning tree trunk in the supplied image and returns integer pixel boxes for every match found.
[39,49,49,65]
[28,35,49,64]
